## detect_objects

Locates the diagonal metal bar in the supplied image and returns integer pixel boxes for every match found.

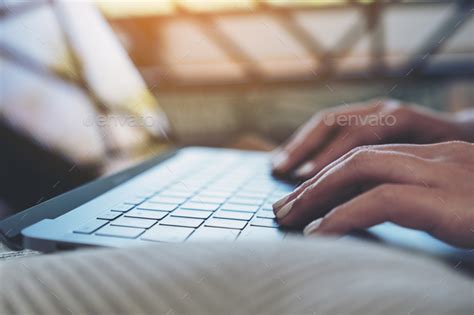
[404,0,474,75]
[193,16,263,81]
[319,16,367,77]
[367,1,386,74]
[270,9,324,61]
[173,2,262,81]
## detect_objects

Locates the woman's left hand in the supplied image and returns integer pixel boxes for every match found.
[272,141,474,248]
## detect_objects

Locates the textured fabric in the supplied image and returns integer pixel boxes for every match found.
[0,237,472,315]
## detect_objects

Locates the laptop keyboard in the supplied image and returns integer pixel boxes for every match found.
[73,150,294,243]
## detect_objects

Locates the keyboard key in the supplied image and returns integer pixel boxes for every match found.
[179,180,204,189]
[142,225,194,243]
[260,203,274,211]
[238,226,285,240]
[124,196,147,205]
[111,217,157,229]
[205,186,237,193]
[275,185,294,193]
[220,203,259,213]
[170,183,201,192]
[171,209,213,219]
[228,197,263,206]
[250,218,279,228]
[73,219,108,234]
[187,227,239,242]
[149,196,187,204]
[256,210,276,219]
[234,192,268,199]
[270,193,288,201]
[97,211,122,220]
[213,211,253,221]
[240,186,272,194]
[199,190,231,198]
[190,196,226,204]
[125,209,168,220]
[135,189,157,198]
[96,225,144,239]
[159,216,204,228]
[137,202,178,212]
[181,202,220,211]
[110,203,135,212]
[159,190,191,198]
[205,218,247,230]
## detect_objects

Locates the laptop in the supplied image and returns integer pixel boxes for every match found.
[1,145,473,264]
[0,2,471,268]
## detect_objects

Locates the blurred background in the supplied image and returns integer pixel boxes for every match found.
[1,0,473,217]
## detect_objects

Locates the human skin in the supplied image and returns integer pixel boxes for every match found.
[271,100,474,248]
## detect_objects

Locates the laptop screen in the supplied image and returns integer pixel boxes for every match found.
[0,1,170,218]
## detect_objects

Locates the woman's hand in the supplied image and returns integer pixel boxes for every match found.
[272,99,471,180]
[272,141,474,248]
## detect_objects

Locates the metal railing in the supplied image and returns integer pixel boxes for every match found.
[106,0,474,90]
[1,0,473,92]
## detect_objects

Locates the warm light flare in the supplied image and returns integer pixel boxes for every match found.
[96,0,361,18]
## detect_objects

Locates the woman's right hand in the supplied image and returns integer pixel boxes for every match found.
[272,99,472,180]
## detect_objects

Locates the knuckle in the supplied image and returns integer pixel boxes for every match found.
[312,110,331,124]
[346,148,375,169]
[347,146,363,156]
[370,98,390,108]
[383,102,411,118]
[368,98,401,110]
[347,145,373,157]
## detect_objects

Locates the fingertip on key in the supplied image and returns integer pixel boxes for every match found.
[294,161,315,178]
[303,218,323,235]
[271,151,289,171]
[275,199,295,219]
[273,195,290,210]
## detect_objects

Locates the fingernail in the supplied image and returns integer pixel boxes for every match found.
[303,218,323,235]
[272,151,288,169]
[294,161,314,178]
[276,199,295,219]
[273,195,290,210]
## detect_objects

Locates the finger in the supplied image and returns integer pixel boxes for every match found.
[273,143,424,212]
[271,113,336,175]
[273,143,462,215]
[273,145,361,210]
[292,127,383,180]
[358,143,441,158]
[276,150,439,228]
[295,143,441,181]
[304,184,474,248]
[272,102,382,175]
[292,102,414,180]
[303,184,443,237]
